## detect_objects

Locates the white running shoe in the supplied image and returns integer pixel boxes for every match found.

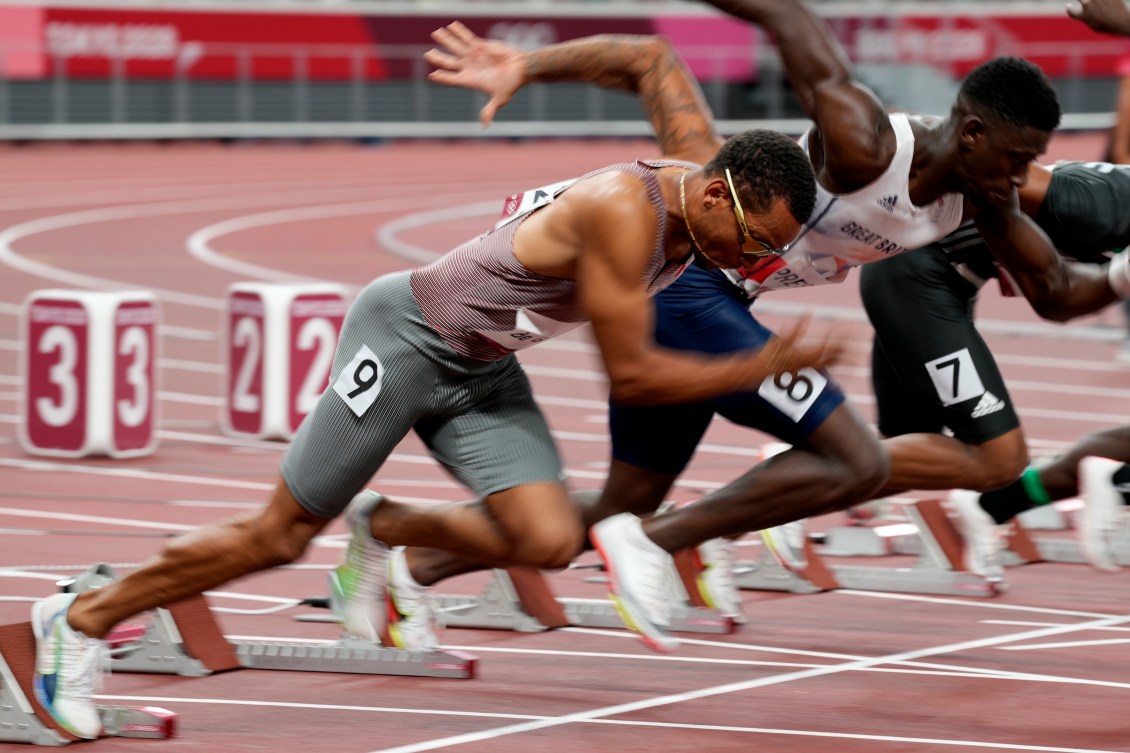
[590,513,679,653]
[695,537,745,624]
[1078,457,1126,573]
[760,519,809,572]
[31,592,107,739]
[329,490,391,643]
[948,490,1005,582]
[384,547,439,650]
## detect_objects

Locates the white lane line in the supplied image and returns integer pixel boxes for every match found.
[365,612,1130,753]
[837,589,1118,620]
[0,457,275,492]
[561,626,1130,689]
[188,195,492,283]
[86,694,1127,753]
[984,620,1130,633]
[0,505,197,532]
[999,638,1130,651]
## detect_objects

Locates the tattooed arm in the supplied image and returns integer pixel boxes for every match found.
[425,21,723,164]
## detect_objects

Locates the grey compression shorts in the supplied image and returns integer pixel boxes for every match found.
[281,270,564,520]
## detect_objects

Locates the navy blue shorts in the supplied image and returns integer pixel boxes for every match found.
[610,264,847,474]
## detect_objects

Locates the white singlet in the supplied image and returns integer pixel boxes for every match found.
[726,112,965,299]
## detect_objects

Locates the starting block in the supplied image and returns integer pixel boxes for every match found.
[64,565,477,680]
[299,566,735,635]
[19,289,159,458]
[223,282,350,440]
[733,500,1002,598]
[433,566,735,635]
[0,622,177,746]
[1008,499,1130,568]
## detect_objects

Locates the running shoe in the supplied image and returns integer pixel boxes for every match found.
[329,490,391,643]
[1078,456,1126,573]
[695,537,746,624]
[31,592,107,739]
[760,519,809,572]
[947,489,1005,582]
[590,513,679,653]
[384,546,439,650]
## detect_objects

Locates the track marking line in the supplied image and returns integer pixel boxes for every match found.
[363,612,1130,753]
[86,694,1128,753]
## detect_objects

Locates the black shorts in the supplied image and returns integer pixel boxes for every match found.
[860,246,1020,444]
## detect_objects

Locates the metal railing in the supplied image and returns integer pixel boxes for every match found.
[0,33,1122,140]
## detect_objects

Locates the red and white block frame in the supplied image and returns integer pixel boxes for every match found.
[20,289,159,458]
[224,282,349,441]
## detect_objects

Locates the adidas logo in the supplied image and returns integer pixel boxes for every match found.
[971,390,1005,418]
[877,194,898,212]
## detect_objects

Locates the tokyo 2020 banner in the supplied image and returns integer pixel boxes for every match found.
[0,5,1119,82]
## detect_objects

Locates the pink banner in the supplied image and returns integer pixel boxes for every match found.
[0,7,1117,82]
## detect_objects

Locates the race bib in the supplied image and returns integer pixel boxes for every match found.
[925,348,984,406]
[332,345,385,417]
[757,368,827,421]
[475,309,583,352]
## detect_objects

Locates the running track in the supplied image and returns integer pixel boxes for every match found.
[0,134,1127,753]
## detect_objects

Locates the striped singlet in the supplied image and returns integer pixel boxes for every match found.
[410,159,695,362]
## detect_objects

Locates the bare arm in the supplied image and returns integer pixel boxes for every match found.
[1068,0,1130,36]
[425,23,722,164]
[570,179,842,405]
[1068,0,1130,161]
[1112,75,1130,164]
[701,0,893,190]
[975,205,1119,322]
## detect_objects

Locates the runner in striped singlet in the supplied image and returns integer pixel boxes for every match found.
[27,29,839,733]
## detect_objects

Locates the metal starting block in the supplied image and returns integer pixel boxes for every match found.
[826,498,1130,571]
[1009,500,1130,568]
[299,565,735,635]
[422,566,734,635]
[0,622,177,746]
[64,565,477,680]
[732,500,1002,598]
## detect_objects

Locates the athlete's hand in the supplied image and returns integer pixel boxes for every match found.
[424,22,526,127]
[1067,0,1130,36]
[760,314,846,379]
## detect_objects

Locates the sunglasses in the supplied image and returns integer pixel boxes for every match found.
[725,168,788,259]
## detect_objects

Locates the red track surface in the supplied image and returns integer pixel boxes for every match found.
[0,134,1127,753]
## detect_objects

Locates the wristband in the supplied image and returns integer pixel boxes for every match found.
[1108,252,1130,299]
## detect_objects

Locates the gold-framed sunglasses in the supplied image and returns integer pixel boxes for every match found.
[725,168,787,259]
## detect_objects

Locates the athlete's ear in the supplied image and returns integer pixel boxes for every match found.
[960,116,987,151]
[704,178,729,208]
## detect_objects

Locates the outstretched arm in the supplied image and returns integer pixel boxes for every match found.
[1068,0,1130,36]
[568,182,844,405]
[975,205,1120,321]
[700,0,893,191]
[425,22,722,164]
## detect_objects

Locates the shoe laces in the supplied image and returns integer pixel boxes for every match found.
[781,521,807,551]
[636,551,676,619]
[62,637,108,700]
[700,540,736,598]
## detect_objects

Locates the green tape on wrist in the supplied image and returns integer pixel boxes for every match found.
[1020,467,1052,506]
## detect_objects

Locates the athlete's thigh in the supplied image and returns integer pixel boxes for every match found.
[416,357,564,498]
[661,268,846,445]
[860,249,1019,443]
[282,273,438,518]
[870,332,946,436]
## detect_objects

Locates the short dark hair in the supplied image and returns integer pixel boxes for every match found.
[704,129,816,224]
[957,57,1061,132]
